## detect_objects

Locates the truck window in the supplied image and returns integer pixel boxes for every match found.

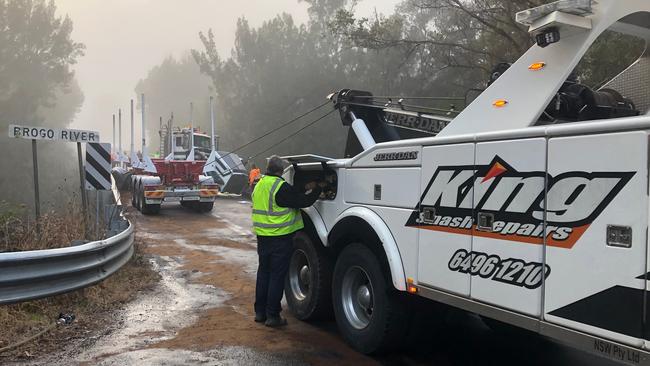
[538,12,649,124]
[194,135,211,149]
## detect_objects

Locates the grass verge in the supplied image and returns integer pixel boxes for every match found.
[0,200,89,253]
[0,238,160,361]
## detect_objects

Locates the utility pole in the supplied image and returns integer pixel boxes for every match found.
[112,114,116,156]
[210,96,216,151]
[118,108,123,167]
[169,113,174,160]
[141,94,146,152]
[190,102,194,149]
[130,99,135,158]
[159,116,163,157]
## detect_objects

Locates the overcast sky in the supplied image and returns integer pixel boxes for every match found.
[54,0,399,148]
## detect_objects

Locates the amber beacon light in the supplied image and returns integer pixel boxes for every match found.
[529,62,546,71]
[493,99,509,108]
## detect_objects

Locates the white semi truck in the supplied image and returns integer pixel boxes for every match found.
[283,1,650,364]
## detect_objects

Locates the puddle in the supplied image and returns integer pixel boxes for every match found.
[29,255,230,366]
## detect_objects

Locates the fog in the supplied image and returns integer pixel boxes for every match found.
[55,0,399,147]
[0,0,400,211]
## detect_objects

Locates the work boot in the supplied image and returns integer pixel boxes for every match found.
[254,313,267,323]
[264,315,288,328]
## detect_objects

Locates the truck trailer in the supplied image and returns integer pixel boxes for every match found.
[283,1,650,364]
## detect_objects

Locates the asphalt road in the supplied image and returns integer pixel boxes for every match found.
[30,197,622,366]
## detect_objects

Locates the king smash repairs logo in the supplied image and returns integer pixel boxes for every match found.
[374,151,419,162]
[405,156,635,249]
[384,111,450,134]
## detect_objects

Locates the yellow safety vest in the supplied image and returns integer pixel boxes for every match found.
[252,175,304,236]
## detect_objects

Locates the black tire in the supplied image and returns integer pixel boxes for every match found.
[332,243,409,354]
[142,202,160,215]
[285,231,333,321]
[181,201,198,210]
[139,188,150,214]
[135,186,142,212]
[198,202,214,212]
[131,179,137,207]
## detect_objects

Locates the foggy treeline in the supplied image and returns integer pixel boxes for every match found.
[0,0,84,212]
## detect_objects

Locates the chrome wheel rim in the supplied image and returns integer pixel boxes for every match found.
[289,249,311,301]
[341,265,374,330]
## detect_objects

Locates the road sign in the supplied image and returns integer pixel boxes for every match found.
[85,143,112,190]
[8,124,100,143]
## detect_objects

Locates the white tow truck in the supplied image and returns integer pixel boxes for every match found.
[283,1,650,364]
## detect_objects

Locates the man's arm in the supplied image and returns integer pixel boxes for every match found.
[275,182,322,209]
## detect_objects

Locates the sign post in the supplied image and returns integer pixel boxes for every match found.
[8,124,101,238]
[77,142,89,237]
[31,139,40,237]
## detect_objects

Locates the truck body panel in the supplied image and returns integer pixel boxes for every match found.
[417,143,474,297]
[470,138,547,317]
[544,131,648,347]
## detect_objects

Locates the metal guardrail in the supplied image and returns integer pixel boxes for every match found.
[0,182,135,305]
[0,219,134,304]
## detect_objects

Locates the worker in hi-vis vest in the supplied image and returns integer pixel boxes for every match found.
[251,155,322,327]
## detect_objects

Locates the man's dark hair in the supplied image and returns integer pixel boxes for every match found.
[266,155,286,176]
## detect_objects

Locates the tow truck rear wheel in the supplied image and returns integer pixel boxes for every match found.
[285,231,333,320]
[332,243,409,354]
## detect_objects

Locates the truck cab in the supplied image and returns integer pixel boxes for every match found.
[284,1,650,363]
[163,127,213,161]
[160,126,248,194]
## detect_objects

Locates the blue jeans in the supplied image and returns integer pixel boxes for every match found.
[254,234,294,317]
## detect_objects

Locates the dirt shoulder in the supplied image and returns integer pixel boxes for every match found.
[137,199,377,366]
